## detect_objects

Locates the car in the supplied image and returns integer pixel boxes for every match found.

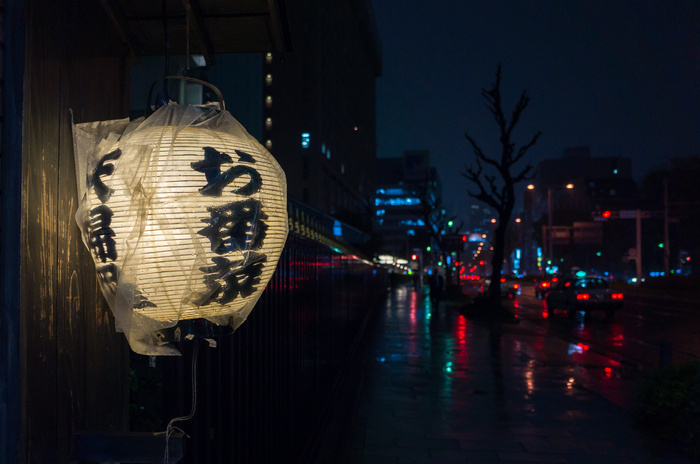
[545,277,623,319]
[482,277,520,299]
[534,276,558,299]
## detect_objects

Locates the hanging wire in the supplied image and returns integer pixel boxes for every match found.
[185,3,191,72]
[163,340,200,463]
[162,0,170,96]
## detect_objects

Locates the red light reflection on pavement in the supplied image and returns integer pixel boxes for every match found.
[452,314,469,370]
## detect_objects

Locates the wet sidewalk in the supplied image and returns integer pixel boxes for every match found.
[329,283,694,464]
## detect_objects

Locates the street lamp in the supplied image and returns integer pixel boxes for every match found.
[527,183,574,273]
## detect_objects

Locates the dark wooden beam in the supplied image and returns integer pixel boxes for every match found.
[266,0,290,52]
[182,0,215,65]
[100,0,141,63]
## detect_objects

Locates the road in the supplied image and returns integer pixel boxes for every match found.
[511,283,700,370]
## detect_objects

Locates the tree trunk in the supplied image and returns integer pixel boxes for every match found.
[489,222,507,308]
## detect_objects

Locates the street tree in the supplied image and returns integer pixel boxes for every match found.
[411,169,462,260]
[462,65,541,310]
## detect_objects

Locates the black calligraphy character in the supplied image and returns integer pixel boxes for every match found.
[198,198,268,254]
[133,290,157,309]
[190,146,233,184]
[234,149,255,163]
[200,252,267,304]
[89,204,117,262]
[89,149,122,203]
[191,147,261,197]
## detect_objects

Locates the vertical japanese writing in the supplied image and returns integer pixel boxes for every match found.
[88,149,121,297]
[192,146,268,305]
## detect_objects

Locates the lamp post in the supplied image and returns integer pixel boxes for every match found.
[528,183,574,273]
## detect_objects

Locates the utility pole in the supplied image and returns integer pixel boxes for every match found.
[547,188,553,266]
[664,176,670,276]
[636,209,642,283]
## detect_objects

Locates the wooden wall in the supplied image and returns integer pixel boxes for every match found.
[19,1,131,462]
[1,0,24,463]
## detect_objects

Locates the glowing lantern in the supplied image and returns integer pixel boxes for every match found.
[73,102,288,355]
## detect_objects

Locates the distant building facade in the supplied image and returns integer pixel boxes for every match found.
[536,146,638,214]
[523,146,640,277]
[266,0,382,222]
[375,150,441,259]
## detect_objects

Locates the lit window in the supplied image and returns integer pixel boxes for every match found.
[399,219,425,226]
[321,143,326,154]
[407,229,415,236]
[375,197,422,206]
[376,209,386,216]
[326,149,331,159]
[301,132,310,148]
[384,188,406,195]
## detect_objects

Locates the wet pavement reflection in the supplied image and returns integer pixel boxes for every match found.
[348,283,694,463]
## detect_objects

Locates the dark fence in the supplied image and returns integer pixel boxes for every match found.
[129,223,387,463]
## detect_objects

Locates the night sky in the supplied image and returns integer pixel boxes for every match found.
[370,0,700,223]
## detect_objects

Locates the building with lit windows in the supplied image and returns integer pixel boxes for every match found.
[264,0,382,225]
[523,146,640,276]
[375,150,441,259]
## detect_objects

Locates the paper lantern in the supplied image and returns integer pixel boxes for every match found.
[73,102,288,355]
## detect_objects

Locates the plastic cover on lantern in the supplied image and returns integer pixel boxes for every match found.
[72,102,288,355]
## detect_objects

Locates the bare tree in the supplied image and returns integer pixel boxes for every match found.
[462,65,540,310]
[412,169,460,248]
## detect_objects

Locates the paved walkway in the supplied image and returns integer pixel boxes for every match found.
[333,283,694,464]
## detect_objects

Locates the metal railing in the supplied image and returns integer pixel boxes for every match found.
[132,203,387,463]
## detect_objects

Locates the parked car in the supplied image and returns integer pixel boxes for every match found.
[545,277,623,319]
[534,276,558,299]
[482,277,520,299]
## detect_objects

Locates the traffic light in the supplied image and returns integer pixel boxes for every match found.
[593,210,618,221]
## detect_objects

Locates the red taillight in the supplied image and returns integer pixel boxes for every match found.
[542,282,550,288]
[500,277,506,283]
[513,284,519,290]
[576,293,590,300]
[612,293,623,300]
